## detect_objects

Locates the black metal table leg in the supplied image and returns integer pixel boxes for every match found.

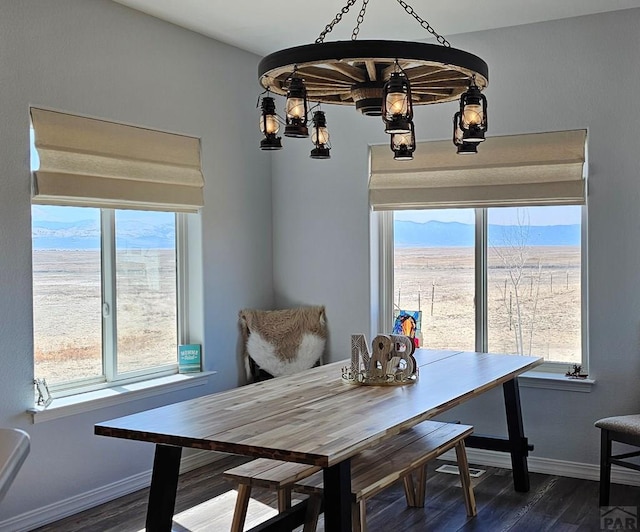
[146,444,182,531]
[503,378,530,492]
[323,459,352,532]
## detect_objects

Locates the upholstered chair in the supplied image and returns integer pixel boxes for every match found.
[595,414,640,506]
[239,306,327,382]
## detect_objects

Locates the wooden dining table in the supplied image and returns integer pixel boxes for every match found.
[95,349,542,532]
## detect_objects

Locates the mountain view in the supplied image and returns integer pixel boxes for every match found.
[395,220,580,247]
[32,218,176,250]
[32,218,580,250]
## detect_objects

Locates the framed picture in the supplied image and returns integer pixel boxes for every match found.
[393,309,423,348]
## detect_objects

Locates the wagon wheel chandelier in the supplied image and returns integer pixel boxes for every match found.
[257,0,489,160]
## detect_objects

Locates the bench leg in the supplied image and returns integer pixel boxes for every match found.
[454,441,477,517]
[302,494,322,532]
[230,483,252,532]
[414,464,427,508]
[403,473,416,507]
[352,499,366,532]
[277,486,292,512]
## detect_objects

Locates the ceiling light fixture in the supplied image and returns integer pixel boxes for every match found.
[310,109,332,159]
[452,111,478,155]
[457,78,487,143]
[391,121,415,161]
[382,66,413,135]
[284,72,310,138]
[257,0,488,159]
[258,94,283,151]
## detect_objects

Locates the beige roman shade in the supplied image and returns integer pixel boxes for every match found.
[369,129,587,211]
[30,108,204,212]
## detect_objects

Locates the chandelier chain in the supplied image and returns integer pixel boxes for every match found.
[395,0,451,47]
[351,0,370,40]
[316,0,359,44]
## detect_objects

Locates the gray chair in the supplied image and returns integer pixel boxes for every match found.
[595,414,640,506]
[0,428,30,505]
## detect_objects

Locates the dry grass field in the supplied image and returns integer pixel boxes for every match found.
[32,249,177,385]
[395,246,581,364]
[33,245,581,385]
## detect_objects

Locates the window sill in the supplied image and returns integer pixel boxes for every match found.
[518,370,595,392]
[28,371,215,424]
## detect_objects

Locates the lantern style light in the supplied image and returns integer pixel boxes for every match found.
[382,70,413,135]
[391,121,415,161]
[458,80,487,143]
[310,110,331,159]
[258,95,282,151]
[284,74,309,138]
[452,111,478,154]
[256,0,489,160]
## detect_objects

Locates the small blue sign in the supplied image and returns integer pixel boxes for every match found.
[178,344,201,373]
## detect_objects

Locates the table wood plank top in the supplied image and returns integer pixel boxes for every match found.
[95,349,542,468]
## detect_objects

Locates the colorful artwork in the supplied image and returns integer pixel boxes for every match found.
[393,310,422,348]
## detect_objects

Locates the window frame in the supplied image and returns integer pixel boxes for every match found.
[377,205,589,373]
[32,207,188,398]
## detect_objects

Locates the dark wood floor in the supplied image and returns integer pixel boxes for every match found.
[33,454,640,531]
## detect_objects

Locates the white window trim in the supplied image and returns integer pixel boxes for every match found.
[29,371,215,423]
[375,207,590,390]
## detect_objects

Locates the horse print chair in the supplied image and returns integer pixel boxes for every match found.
[239,306,327,382]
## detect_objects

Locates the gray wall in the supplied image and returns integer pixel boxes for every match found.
[0,0,273,523]
[273,9,640,465]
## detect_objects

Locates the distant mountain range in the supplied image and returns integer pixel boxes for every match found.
[32,219,175,250]
[32,218,579,250]
[395,220,580,247]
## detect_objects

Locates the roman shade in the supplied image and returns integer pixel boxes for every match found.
[30,108,204,212]
[369,129,587,211]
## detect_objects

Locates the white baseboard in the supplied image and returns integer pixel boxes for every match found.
[0,450,223,532]
[439,448,640,487]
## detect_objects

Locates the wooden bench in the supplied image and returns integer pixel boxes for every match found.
[223,458,321,532]
[223,420,475,532]
[294,420,476,531]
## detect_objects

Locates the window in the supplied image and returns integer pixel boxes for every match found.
[394,209,476,352]
[391,206,584,368]
[30,108,204,395]
[32,206,181,390]
[487,206,583,363]
[372,130,588,371]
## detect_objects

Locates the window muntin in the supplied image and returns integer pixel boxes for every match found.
[32,205,180,392]
[390,206,584,368]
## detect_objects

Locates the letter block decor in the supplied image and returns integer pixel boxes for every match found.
[342,334,418,385]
